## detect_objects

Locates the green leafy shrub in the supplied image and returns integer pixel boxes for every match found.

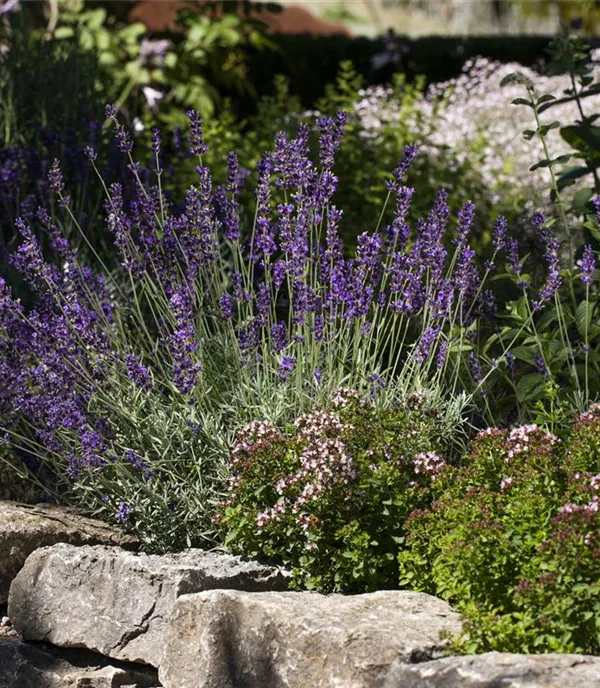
[399,404,600,653]
[220,390,465,592]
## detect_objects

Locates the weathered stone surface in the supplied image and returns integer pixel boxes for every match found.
[0,613,18,639]
[0,501,136,603]
[0,637,159,688]
[159,589,463,688]
[383,651,600,687]
[9,543,290,667]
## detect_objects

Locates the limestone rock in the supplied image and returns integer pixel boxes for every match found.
[159,589,463,688]
[383,651,600,687]
[9,543,290,667]
[0,501,136,603]
[0,637,159,688]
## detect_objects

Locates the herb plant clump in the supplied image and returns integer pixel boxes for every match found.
[398,404,600,654]
[220,389,454,593]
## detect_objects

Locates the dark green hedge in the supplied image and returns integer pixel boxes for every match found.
[248,33,558,107]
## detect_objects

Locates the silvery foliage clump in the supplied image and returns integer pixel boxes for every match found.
[0,107,528,550]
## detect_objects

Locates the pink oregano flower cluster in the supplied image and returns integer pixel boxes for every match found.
[476,423,560,492]
[256,408,356,531]
[228,419,284,496]
[413,451,446,479]
[505,424,559,460]
[559,471,600,521]
[228,391,361,533]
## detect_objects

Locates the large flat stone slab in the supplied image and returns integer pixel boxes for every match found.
[383,651,600,687]
[9,543,290,667]
[0,501,136,603]
[159,589,463,688]
[0,637,159,688]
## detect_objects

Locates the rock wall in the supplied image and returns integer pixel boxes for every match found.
[2,499,600,688]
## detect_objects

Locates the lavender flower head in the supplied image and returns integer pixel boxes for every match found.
[492,215,507,252]
[151,128,161,156]
[317,111,347,169]
[125,354,152,391]
[579,245,596,287]
[387,144,418,193]
[278,355,296,383]
[115,502,133,522]
[187,110,209,156]
[48,159,64,194]
[532,214,561,311]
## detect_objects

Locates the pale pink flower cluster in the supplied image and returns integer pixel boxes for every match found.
[560,469,600,523]
[500,476,513,491]
[505,424,559,460]
[256,499,289,529]
[295,409,353,442]
[475,427,503,440]
[413,451,446,478]
[230,420,284,469]
[254,409,357,531]
[331,388,362,409]
[559,496,599,516]
[576,403,600,426]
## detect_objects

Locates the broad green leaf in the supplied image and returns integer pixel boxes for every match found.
[561,124,600,153]
[512,97,534,108]
[516,373,546,402]
[511,346,538,366]
[576,300,595,338]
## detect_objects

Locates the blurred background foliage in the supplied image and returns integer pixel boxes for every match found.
[1,0,599,262]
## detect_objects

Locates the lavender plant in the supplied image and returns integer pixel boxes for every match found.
[0,106,520,549]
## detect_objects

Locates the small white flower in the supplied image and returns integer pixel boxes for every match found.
[142,86,164,111]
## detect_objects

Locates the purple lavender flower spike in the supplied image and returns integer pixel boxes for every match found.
[124,449,154,480]
[534,352,547,376]
[387,144,419,193]
[125,354,152,391]
[187,110,209,156]
[492,216,507,251]
[532,215,561,311]
[278,355,296,383]
[413,326,441,363]
[579,245,596,287]
[454,200,475,248]
[271,321,288,352]
[151,128,161,156]
[505,351,515,376]
[220,293,235,320]
[386,186,414,249]
[468,351,484,383]
[115,502,133,522]
[317,111,347,170]
[254,154,276,262]
[48,159,64,194]
[436,339,449,370]
[506,237,530,290]
[169,288,201,395]
[114,123,133,154]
